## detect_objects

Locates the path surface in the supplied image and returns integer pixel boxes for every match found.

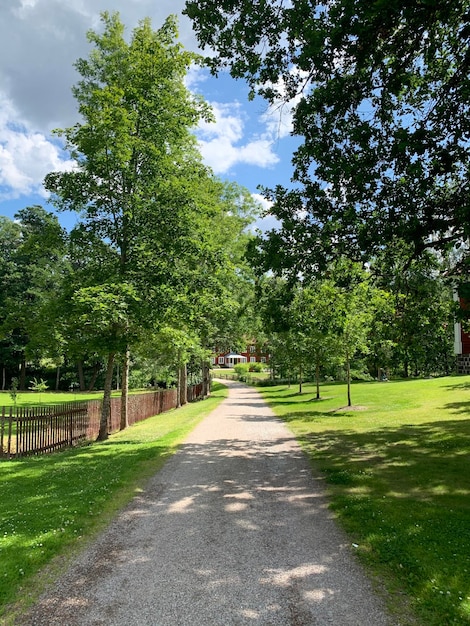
[22,380,393,625]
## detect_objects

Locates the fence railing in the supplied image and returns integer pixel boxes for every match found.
[1,384,205,460]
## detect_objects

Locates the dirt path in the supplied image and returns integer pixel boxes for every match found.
[21,380,393,625]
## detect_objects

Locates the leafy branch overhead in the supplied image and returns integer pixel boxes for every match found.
[186,0,470,275]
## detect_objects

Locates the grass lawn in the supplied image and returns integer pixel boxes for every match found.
[257,375,470,625]
[0,382,228,623]
[0,388,141,410]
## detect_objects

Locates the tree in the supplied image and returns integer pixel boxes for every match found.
[0,217,22,389]
[290,281,340,398]
[335,280,374,407]
[44,12,221,439]
[186,1,470,275]
[0,207,67,389]
[370,245,455,377]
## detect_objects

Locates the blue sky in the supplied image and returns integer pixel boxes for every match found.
[0,0,300,233]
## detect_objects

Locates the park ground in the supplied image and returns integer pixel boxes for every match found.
[0,375,469,625]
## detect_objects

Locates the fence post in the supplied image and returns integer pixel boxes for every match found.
[7,407,12,459]
[69,405,74,447]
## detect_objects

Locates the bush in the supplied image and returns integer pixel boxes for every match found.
[234,363,249,377]
[350,369,374,382]
[249,362,264,372]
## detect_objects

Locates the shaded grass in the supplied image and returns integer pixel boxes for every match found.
[258,376,470,626]
[0,383,227,620]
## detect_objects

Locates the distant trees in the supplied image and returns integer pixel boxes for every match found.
[0,206,67,390]
[257,259,454,400]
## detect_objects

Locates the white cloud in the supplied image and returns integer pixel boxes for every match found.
[250,193,280,233]
[251,193,273,213]
[259,68,311,139]
[197,102,279,174]
[0,96,75,201]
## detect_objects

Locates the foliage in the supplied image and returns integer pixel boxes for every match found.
[8,378,18,407]
[0,208,67,389]
[234,362,249,377]
[290,280,342,396]
[28,378,49,394]
[370,245,455,377]
[186,0,470,275]
[258,376,470,625]
[42,12,252,434]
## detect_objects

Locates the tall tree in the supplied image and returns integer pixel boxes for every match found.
[186,0,470,275]
[44,12,217,438]
[0,207,67,389]
[291,281,340,398]
[370,245,455,377]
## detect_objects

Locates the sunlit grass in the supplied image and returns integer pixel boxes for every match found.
[0,383,227,620]
[258,376,470,625]
[0,388,144,409]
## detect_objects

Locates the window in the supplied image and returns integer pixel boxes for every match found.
[249,345,255,353]
[261,357,266,363]
[218,356,225,364]
[250,357,256,363]
[210,357,215,365]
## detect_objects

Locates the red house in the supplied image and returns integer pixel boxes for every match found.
[211,342,270,368]
[454,293,470,373]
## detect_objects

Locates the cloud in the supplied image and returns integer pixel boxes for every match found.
[250,193,280,233]
[0,96,75,201]
[197,102,279,174]
[259,68,311,139]
[0,0,197,131]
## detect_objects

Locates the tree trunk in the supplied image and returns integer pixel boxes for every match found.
[120,349,129,431]
[1,366,5,391]
[87,362,101,391]
[179,363,188,406]
[316,358,320,400]
[346,350,352,407]
[202,361,211,397]
[77,360,85,391]
[298,362,303,394]
[55,366,60,391]
[19,359,26,391]
[98,353,115,441]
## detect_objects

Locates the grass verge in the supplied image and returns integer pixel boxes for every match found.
[257,376,470,626]
[0,382,227,622]
[0,389,143,409]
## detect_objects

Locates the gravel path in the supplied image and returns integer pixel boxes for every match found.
[21,380,393,625]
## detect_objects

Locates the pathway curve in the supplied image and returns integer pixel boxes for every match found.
[22,380,393,625]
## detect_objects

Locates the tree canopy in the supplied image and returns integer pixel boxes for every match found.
[42,12,260,437]
[186,0,470,276]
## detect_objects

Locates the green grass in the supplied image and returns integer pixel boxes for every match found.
[0,389,141,410]
[258,376,470,625]
[0,382,228,622]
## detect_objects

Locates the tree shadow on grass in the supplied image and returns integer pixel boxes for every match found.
[291,417,470,624]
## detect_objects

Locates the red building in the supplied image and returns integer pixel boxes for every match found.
[454,294,470,373]
[211,342,269,368]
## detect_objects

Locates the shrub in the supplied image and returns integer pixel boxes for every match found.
[234,363,249,377]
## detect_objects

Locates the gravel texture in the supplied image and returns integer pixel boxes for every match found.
[20,380,393,625]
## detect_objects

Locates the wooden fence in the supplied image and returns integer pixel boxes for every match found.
[0,384,205,460]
